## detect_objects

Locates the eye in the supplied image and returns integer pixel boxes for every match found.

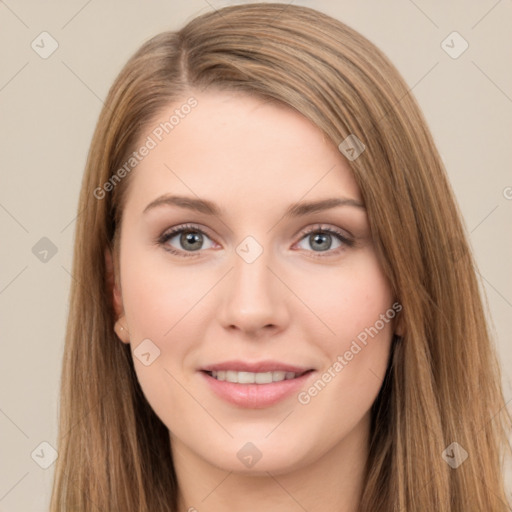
[294,225,354,256]
[157,223,354,258]
[157,224,216,257]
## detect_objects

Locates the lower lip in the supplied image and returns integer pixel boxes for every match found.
[199,370,316,408]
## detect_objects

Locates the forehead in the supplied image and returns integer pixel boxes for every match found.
[122,90,362,215]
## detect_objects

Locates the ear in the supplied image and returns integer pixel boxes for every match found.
[105,247,123,317]
[105,247,130,344]
[394,305,405,338]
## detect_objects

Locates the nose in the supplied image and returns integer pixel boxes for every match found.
[217,246,290,337]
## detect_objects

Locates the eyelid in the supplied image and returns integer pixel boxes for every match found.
[294,223,353,244]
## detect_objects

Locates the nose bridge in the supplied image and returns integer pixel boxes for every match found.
[231,241,276,308]
[218,236,287,332]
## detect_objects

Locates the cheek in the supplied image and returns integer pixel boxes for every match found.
[295,251,395,405]
[299,251,394,343]
[119,236,213,340]
[118,245,209,425]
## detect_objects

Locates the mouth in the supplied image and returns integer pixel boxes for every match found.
[198,362,317,408]
[202,369,313,384]
[200,369,316,408]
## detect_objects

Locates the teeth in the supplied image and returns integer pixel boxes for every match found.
[210,370,298,383]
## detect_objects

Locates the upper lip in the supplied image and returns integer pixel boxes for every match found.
[200,360,314,374]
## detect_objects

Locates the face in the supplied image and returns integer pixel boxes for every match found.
[108,90,398,475]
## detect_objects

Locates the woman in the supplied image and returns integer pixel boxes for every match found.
[50,3,511,511]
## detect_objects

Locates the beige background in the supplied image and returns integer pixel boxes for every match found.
[1,0,511,510]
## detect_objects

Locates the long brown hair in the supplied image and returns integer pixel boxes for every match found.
[50,4,512,510]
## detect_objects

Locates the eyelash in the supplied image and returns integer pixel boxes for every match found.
[156,223,355,259]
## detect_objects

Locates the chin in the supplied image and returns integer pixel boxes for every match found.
[203,438,311,476]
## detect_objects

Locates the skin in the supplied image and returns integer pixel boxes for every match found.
[107,90,401,512]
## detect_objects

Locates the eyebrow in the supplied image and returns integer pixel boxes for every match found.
[142,194,366,217]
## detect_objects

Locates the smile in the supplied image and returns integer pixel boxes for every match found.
[200,369,316,408]
[206,370,310,384]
